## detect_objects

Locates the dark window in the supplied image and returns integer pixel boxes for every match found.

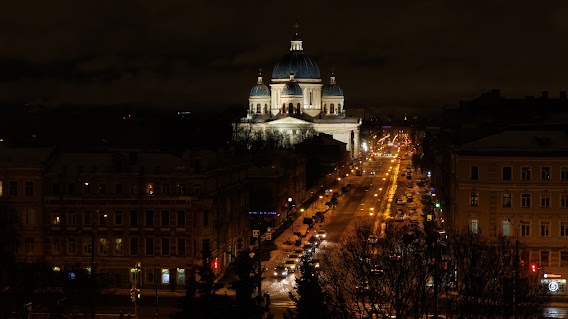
[68,183,75,194]
[115,184,123,194]
[471,166,479,180]
[161,183,170,194]
[25,181,33,196]
[521,194,531,207]
[98,211,107,225]
[9,181,17,196]
[177,184,185,195]
[115,210,123,225]
[84,183,91,193]
[203,210,209,227]
[161,238,169,256]
[145,210,154,227]
[161,210,169,227]
[53,183,60,194]
[177,211,185,227]
[562,167,568,180]
[99,184,106,194]
[502,167,512,181]
[177,239,185,256]
[130,210,138,226]
[145,238,154,256]
[542,167,551,180]
[521,167,531,180]
[130,238,139,255]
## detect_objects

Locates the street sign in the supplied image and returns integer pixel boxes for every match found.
[266,232,272,240]
[253,230,260,238]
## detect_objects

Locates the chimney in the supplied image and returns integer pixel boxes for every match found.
[541,91,549,99]
[560,91,566,100]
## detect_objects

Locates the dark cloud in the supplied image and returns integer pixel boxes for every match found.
[2,0,568,110]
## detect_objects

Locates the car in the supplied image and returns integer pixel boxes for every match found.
[368,235,378,244]
[395,198,406,205]
[273,265,288,278]
[293,249,304,256]
[330,197,338,204]
[309,236,321,247]
[370,265,384,276]
[406,174,412,179]
[315,229,327,240]
[308,258,321,270]
[333,192,339,197]
[341,186,349,193]
[409,208,417,215]
[284,259,298,272]
[394,214,405,222]
[407,196,414,203]
[370,171,376,175]
[303,244,315,255]
[407,182,414,188]
[288,253,302,263]
[401,172,406,176]
[355,280,371,294]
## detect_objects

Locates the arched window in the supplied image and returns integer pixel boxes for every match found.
[297,103,301,113]
[288,103,294,114]
[256,104,261,113]
[282,103,286,113]
[323,104,327,114]
[330,104,335,114]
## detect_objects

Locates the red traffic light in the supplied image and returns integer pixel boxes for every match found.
[213,260,218,270]
[531,264,537,273]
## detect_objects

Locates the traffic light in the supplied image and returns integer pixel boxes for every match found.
[531,263,538,273]
[213,260,218,270]
[435,202,441,208]
[521,259,525,267]
[130,288,136,302]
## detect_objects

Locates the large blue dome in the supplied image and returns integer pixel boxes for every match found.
[250,83,270,96]
[282,81,303,95]
[322,83,343,96]
[272,52,321,79]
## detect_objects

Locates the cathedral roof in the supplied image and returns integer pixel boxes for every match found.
[322,75,344,96]
[282,80,303,96]
[272,30,320,80]
[250,72,270,96]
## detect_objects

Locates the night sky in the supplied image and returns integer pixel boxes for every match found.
[2,1,568,112]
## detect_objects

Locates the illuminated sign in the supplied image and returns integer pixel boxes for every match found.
[541,278,567,295]
[544,274,562,278]
[248,212,277,215]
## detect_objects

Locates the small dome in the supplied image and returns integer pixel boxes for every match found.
[250,83,270,96]
[322,76,344,96]
[322,84,343,96]
[282,81,302,96]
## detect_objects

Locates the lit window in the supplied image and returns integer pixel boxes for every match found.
[503,221,511,236]
[161,269,170,284]
[99,238,108,255]
[147,184,154,195]
[502,193,511,207]
[470,191,479,207]
[177,268,185,284]
[115,238,123,255]
[471,219,478,234]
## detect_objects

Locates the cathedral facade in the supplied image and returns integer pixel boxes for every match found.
[239,29,361,159]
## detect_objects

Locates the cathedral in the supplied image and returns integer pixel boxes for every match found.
[238,26,361,159]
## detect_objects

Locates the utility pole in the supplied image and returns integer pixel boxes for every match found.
[90,213,96,319]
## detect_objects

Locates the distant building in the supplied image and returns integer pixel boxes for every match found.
[236,25,361,159]
[1,146,250,290]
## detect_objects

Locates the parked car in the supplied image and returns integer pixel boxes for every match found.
[273,265,288,278]
[395,198,406,205]
[308,258,321,271]
[303,244,315,256]
[368,235,378,244]
[284,259,298,273]
[312,211,324,223]
[409,208,417,215]
[370,171,376,175]
[394,213,405,222]
[309,236,321,248]
[288,253,302,263]
[315,229,327,240]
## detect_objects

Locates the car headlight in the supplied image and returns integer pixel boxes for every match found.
[282,272,287,276]
[322,234,326,238]
[274,272,278,276]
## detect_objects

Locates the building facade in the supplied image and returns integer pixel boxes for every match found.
[1,146,250,290]
[447,129,568,293]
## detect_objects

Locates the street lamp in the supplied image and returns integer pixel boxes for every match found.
[507,218,521,319]
[134,264,160,319]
